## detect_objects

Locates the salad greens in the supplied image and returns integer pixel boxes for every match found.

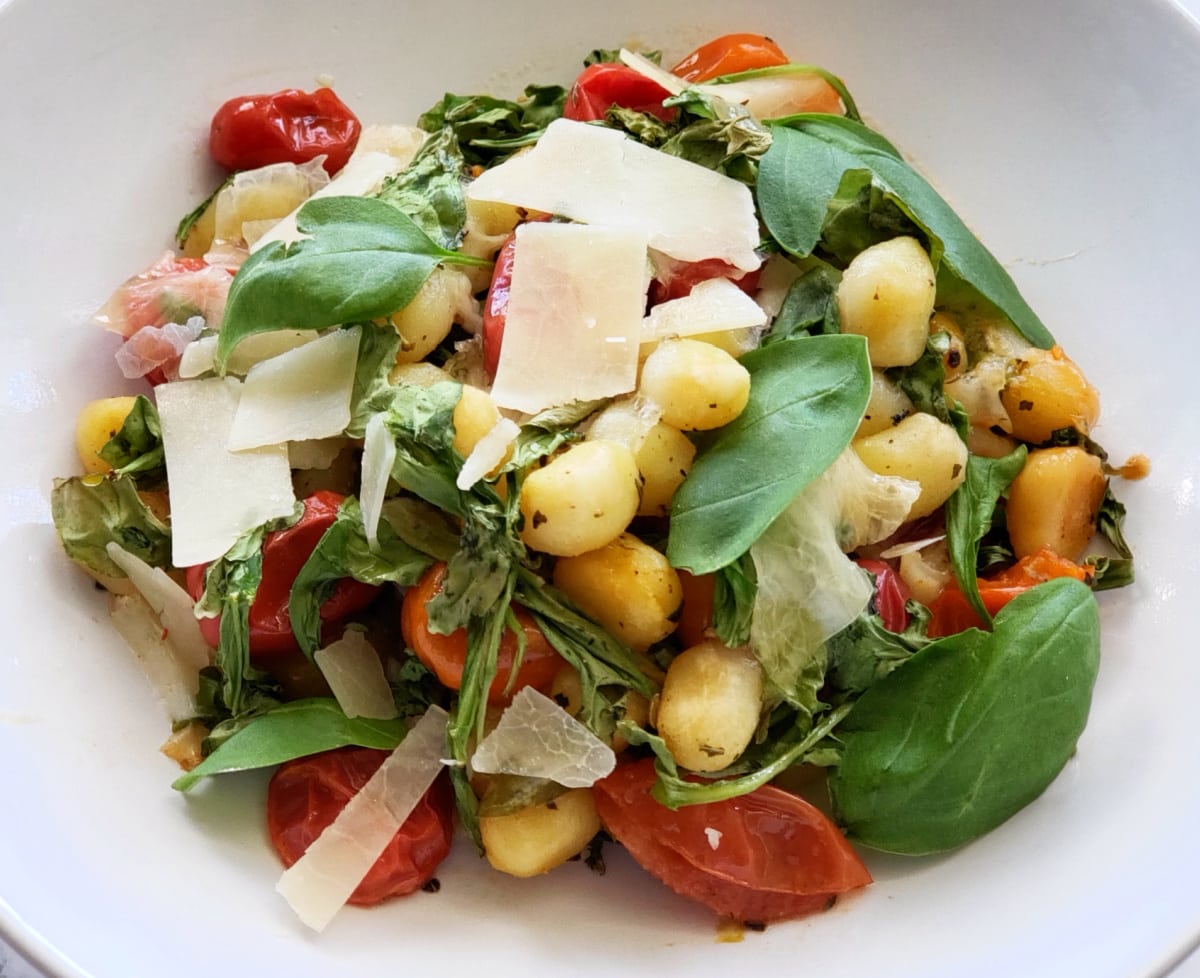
[52,36,1142,924]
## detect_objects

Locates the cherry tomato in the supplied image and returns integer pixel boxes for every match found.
[209,87,362,176]
[592,758,872,922]
[267,748,455,905]
[648,257,763,307]
[400,562,563,703]
[562,63,676,123]
[856,558,911,632]
[481,231,517,380]
[675,570,716,649]
[185,491,381,659]
[926,548,1092,638]
[670,33,790,83]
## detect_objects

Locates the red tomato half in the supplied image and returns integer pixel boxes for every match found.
[186,491,381,659]
[209,87,362,175]
[562,63,676,122]
[648,257,763,307]
[856,558,911,633]
[481,231,517,380]
[400,562,563,704]
[267,748,455,905]
[670,33,790,83]
[593,758,872,923]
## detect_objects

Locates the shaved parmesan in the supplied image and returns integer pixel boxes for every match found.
[314,629,398,720]
[490,223,648,414]
[359,412,396,548]
[178,330,316,379]
[105,543,211,672]
[643,277,767,342]
[466,118,760,272]
[585,396,662,454]
[456,417,519,490]
[108,592,200,723]
[227,327,361,451]
[213,158,330,250]
[350,124,427,166]
[251,150,403,253]
[289,437,349,472]
[157,377,294,567]
[276,705,448,931]
[470,687,615,789]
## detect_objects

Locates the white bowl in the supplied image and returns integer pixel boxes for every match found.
[2,1,1199,976]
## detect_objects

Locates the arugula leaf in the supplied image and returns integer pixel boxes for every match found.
[757,117,1055,348]
[418,85,566,166]
[215,197,489,371]
[761,262,842,343]
[944,447,1027,624]
[828,578,1100,854]
[1096,485,1134,559]
[824,600,933,696]
[289,497,431,656]
[51,474,171,578]
[373,126,469,251]
[345,323,403,438]
[712,553,757,647]
[1085,555,1135,591]
[886,332,970,438]
[97,395,165,483]
[667,334,871,574]
[172,698,406,791]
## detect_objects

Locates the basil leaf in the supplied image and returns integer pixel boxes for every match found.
[887,332,969,437]
[289,497,431,657]
[97,395,165,483]
[172,698,406,791]
[51,473,172,578]
[215,197,488,370]
[758,117,1054,348]
[944,447,1027,624]
[761,262,841,343]
[1096,485,1134,559]
[419,85,565,167]
[373,126,469,251]
[824,600,933,697]
[828,578,1100,854]
[345,322,403,438]
[1085,555,1135,590]
[666,334,871,574]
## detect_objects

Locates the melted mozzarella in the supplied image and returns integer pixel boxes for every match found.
[470,687,615,789]
[157,377,295,567]
[466,118,760,272]
[275,705,448,931]
[489,223,649,414]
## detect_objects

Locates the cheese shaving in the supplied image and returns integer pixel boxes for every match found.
[107,592,201,723]
[359,412,396,548]
[643,277,767,342]
[276,705,449,931]
[470,687,615,789]
[456,417,519,490]
[314,629,399,720]
[178,330,316,379]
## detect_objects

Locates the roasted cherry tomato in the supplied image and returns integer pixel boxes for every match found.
[562,62,676,123]
[926,548,1092,638]
[856,558,911,633]
[209,87,362,176]
[185,490,381,659]
[670,33,790,83]
[401,562,563,703]
[267,748,455,905]
[481,231,517,380]
[592,758,872,922]
[648,257,763,306]
[674,570,716,649]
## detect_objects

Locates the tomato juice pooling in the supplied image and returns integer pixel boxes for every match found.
[50,30,1143,932]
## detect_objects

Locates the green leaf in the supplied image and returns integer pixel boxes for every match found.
[215,197,488,370]
[828,578,1100,854]
[418,85,566,167]
[711,552,757,647]
[714,62,863,122]
[761,262,842,343]
[289,497,432,656]
[667,334,871,573]
[944,447,1028,624]
[886,332,970,438]
[172,698,406,791]
[97,395,165,483]
[373,126,469,251]
[174,176,230,250]
[345,323,403,438]
[1096,485,1134,559]
[758,117,1054,348]
[51,474,172,578]
[824,600,933,696]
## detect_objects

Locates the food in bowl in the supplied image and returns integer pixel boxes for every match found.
[50,32,1144,932]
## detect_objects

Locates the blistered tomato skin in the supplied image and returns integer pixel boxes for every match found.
[481,232,517,380]
[185,490,381,659]
[562,63,676,122]
[267,748,455,905]
[592,758,871,922]
[670,33,790,82]
[209,88,362,175]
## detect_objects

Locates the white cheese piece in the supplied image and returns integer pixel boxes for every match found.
[157,377,295,567]
[584,396,662,454]
[350,124,427,167]
[643,277,767,342]
[178,330,316,379]
[105,543,211,672]
[227,327,361,451]
[288,437,349,472]
[470,687,616,789]
[251,150,403,253]
[466,117,760,272]
[489,223,648,414]
[359,412,396,549]
[753,252,805,320]
[455,417,519,490]
[314,628,398,720]
[276,705,449,932]
[107,593,200,723]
